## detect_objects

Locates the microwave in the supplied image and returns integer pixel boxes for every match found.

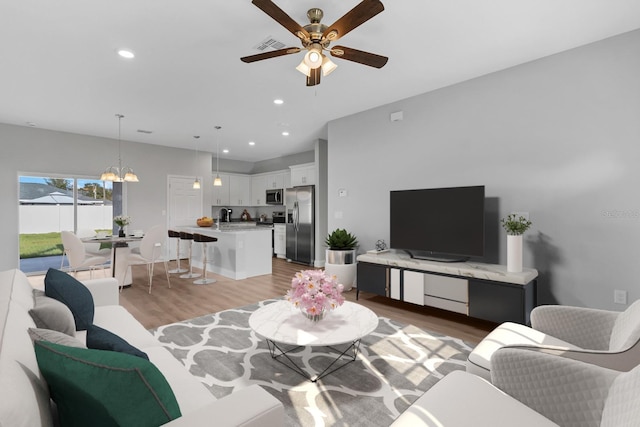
[266,188,284,205]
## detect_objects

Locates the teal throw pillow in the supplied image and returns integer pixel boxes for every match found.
[87,324,149,360]
[44,268,94,331]
[34,341,181,427]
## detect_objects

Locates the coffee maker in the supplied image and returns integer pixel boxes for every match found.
[219,208,232,222]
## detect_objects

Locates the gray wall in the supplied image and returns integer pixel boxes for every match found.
[327,29,640,311]
[0,123,214,270]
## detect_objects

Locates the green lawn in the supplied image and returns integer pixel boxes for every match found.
[20,232,64,258]
[19,230,111,259]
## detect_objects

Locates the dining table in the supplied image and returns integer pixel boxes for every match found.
[81,234,143,287]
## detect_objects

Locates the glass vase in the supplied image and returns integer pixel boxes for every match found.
[301,308,326,322]
[118,227,126,238]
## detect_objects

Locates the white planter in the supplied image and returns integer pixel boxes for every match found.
[325,249,357,291]
[507,235,523,273]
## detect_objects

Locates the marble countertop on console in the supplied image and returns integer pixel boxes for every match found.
[357,252,538,285]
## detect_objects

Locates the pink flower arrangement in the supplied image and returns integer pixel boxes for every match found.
[285,269,345,317]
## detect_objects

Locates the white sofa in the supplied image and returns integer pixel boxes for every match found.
[391,347,640,426]
[0,268,284,427]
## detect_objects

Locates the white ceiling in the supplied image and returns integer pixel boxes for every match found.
[2,1,640,162]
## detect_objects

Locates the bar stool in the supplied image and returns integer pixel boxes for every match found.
[193,233,218,285]
[179,231,201,279]
[167,230,188,274]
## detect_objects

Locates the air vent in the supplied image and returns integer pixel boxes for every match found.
[137,129,153,134]
[253,36,286,52]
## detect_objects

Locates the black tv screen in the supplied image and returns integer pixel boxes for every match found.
[390,185,485,262]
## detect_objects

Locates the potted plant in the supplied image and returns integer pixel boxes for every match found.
[113,215,132,237]
[324,229,358,291]
[501,214,532,273]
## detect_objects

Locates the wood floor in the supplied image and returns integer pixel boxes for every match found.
[30,258,496,344]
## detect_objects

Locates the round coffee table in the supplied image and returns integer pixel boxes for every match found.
[249,300,379,382]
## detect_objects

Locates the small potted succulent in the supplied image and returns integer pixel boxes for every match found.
[324,229,358,291]
[500,214,532,273]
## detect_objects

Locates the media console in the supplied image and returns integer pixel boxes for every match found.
[356,252,538,325]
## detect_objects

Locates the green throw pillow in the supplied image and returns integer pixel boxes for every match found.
[87,324,149,360]
[34,341,181,427]
[44,268,94,331]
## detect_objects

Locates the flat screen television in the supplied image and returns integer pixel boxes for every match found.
[390,185,485,262]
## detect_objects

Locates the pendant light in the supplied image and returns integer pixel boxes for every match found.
[192,135,201,189]
[213,125,222,187]
[100,114,139,182]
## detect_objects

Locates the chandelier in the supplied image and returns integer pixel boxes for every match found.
[100,114,139,182]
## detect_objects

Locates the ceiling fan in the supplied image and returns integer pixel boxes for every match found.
[241,0,388,86]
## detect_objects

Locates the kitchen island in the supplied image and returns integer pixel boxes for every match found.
[182,224,272,280]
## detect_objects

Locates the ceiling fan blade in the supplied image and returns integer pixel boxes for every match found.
[251,0,310,41]
[330,45,388,68]
[322,0,384,42]
[306,67,321,86]
[241,47,301,63]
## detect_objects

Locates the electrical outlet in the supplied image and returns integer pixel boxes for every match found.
[614,289,627,305]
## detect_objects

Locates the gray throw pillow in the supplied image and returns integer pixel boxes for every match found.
[29,290,76,336]
[28,328,86,348]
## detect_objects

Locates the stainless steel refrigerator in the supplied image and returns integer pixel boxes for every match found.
[286,185,315,265]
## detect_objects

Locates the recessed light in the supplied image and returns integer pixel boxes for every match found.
[25,121,37,127]
[249,141,256,146]
[223,149,229,153]
[117,49,135,59]
[273,99,284,105]
[282,131,289,136]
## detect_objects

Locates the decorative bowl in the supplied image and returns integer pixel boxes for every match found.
[196,218,214,227]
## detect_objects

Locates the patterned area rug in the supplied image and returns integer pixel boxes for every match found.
[151,300,474,427]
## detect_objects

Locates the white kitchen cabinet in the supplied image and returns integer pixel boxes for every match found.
[274,224,286,258]
[212,173,230,206]
[290,163,316,186]
[251,175,266,206]
[229,174,251,206]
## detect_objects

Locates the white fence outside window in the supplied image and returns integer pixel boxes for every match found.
[19,205,113,234]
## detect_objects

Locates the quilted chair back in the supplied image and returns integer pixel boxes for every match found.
[60,230,87,268]
[139,225,165,261]
[609,299,640,351]
[601,362,640,426]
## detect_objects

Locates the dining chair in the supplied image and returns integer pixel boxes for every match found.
[60,231,110,279]
[118,224,171,294]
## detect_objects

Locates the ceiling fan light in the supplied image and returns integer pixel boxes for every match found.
[321,56,337,76]
[304,49,322,69]
[296,60,311,77]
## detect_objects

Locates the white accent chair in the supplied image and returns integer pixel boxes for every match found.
[118,224,171,294]
[467,300,640,381]
[392,347,640,426]
[60,231,109,278]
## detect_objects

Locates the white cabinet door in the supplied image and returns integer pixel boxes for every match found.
[212,173,230,206]
[264,172,282,189]
[281,171,291,189]
[390,268,401,300]
[290,164,316,186]
[274,224,286,257]
[251,175,266,206]
[229,175,251,206]
[404,271,426,305]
